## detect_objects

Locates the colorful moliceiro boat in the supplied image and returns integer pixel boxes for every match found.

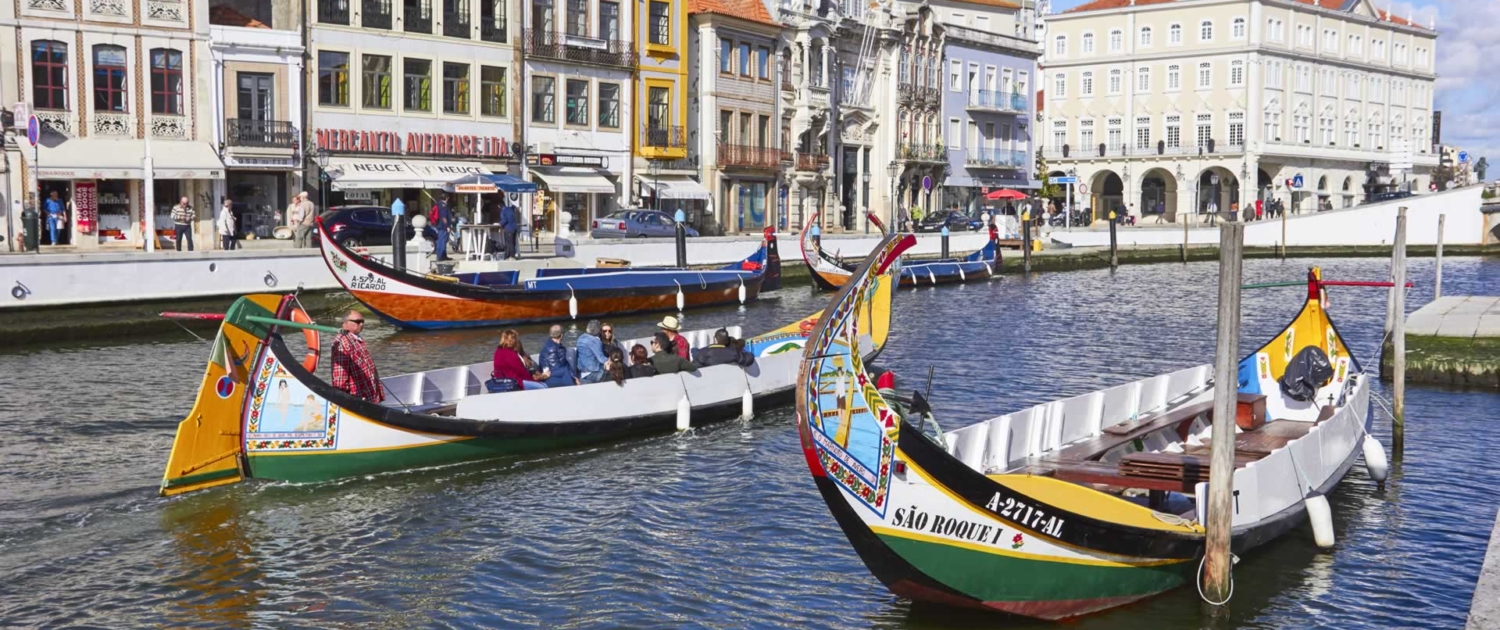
[160,271,891,496]
[319,217,782,329]
[796,263,1379,620]
[799,210,996,291]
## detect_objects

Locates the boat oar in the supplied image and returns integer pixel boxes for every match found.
[244,315,343,335]
[1241,280,1414,290]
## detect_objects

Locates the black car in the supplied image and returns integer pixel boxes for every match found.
[915,210,983,232]
[320,206,439,248]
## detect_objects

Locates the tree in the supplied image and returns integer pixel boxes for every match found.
[1035,152,1061,198]
[1433,163,1456,191]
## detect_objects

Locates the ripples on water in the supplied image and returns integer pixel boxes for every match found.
[0,257,1496,629]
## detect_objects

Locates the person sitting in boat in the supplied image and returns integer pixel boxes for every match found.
[657,316,691,360]
[576,320,609,384]
[627,344,657,379]
[649,332,700,375]
[331,311,385,403]
[539,325,580,387]
[604,349,628,386]
[600,322,624,358]
[693,329,755,368]
[491,329,549,391]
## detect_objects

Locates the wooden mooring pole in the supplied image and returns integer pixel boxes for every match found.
[1022,211,1033,273]
[1391,207,1408,462]
[1181,215,1189,262]
[1108,211,1119,269]
[1280,205,1288,259]
[1203,222,1244,611]
[1434,213,1445,300]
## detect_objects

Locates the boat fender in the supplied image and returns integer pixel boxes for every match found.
[737,279,747,305]
[567,284,578,320]
[1362,435,1389,484]
[676,396,692,431]
[928,269,936,285]
[741,389,753,420]
[289,307,321,373]
[1306,492,1336,548]
[674,280,685,312]
[983,261,992,276]
[958,266,966,282]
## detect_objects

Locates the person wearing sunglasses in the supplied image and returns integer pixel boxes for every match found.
[331,311,385,402]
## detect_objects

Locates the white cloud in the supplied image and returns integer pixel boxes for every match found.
[1431,0,1500,162]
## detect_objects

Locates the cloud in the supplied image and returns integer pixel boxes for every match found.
[1430,0,1500,163]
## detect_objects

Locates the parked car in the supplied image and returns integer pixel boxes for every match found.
[590,210,701,239]
[1369,190,1414,204]
[915,209,983,233]
[320,206,439,249]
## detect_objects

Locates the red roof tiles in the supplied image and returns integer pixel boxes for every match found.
[688,0,780,27]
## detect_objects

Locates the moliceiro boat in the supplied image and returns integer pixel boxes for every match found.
[796,263,1380,620]
[799,210,996,291]
[160,269,892,496]
[319,217,783,329]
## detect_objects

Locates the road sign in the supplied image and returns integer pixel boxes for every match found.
[1292,174,1305,190]
[1079,183,1089,194]
[1053,176,1079,185]
[921,176,933,192]
[26,115,39,147]
[1459,151,1470,164]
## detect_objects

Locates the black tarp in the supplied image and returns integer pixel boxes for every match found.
[1280,345,1334,402]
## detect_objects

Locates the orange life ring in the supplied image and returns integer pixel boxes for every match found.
[289,307,321,373]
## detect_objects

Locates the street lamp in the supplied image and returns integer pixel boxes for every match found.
[887,162,899,230]
[862,169,872,234]
[314,146,331,213]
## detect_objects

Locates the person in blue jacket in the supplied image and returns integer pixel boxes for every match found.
[538,324,578,387]
[575,320,609,384]
[499,201,521,260]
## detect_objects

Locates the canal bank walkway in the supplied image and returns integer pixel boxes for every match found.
[1469,508,1500,629]
[1382,296,1500,390]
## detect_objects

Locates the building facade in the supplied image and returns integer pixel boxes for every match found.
[942,22,1040,214]
[1042,0,1439,222]
[4,0,226,250]
[309,0,519,218]
[688,0,783,235]
[635,0,707,227]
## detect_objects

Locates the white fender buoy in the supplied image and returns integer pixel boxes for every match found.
[1306,492,1336,548]
[983,261,993,276]
[741,389,754,420]
[738,279,747,304]
[676,396,692,431]
[674,280,685,312]
[928,269,937,284]
[1362,435,1389,484]
[567,285,578,320]
[958,266,966,282]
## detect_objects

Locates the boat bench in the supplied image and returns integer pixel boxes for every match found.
[1051,393,1269,463]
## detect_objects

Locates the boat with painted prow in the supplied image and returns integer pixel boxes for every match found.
[160,264,891,496]
[799,209,996,291]
[319,217,782,329]
[795,264,1377,619]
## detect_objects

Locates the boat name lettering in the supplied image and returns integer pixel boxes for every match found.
[349,273,387,292]
[892,506,1001,546]
[985,491,1065,538]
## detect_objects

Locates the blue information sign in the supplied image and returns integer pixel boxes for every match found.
[1459,151,1470,164]
[1292,174,1305,189]
[922,176,933,192]
[1052,176,1079,185]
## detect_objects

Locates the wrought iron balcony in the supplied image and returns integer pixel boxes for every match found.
[524,30,637,69]
[794,151,829,172]
[443,11,470,38]
[898,142,946,162]
[717,144,784,170]
[227,119,296,149]
[479,16,506,43]
[318,0,349,24]
[404,4,432,33]
[964,148,1025,169]
[363,0,392,28]
[967,90,1027,114]
[642,125,686,149]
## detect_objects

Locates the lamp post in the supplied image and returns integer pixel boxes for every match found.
[1067,167,1077,229]
[862,169,872,233]
[887,162,899,231]
[315,147,331,213]
[1175,164,1185,222]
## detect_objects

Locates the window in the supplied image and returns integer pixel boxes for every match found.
[1195,113,1212,146]
[1373,39,1384,59]
[1108,29,1122,53]
[317,51,349,107]
[564,79,588,125]
[1230,60,1244,86]
[1296,65,1310,92]
[757,114,769,147]
[1053,72,1066,98]
[1106,117,1122,149]
[1137,66,1150,92]
[237,72,273,122]
[1017,71,1029,97]
[949,59,961,90]
[1267,18,1283,42]
[1081,71,1093,96]
[1054,35,1067,56]
[600,1,620,39]
[1324,29,1338,52]
[648,1,670,45]
[1169,23,1182,45]
[950,118,962,149]
[442,62,469,114]
[1082,32,1094,54]
[1345,108,1359,145]
[1349,35,1361,55]
[1167,64,1180,90]
[595,82,619,127]
[1297,25,1312,46]
[357,55,392,109]
[976,15,989,31]
[1139,26,1152,47]
[1051,119,1066,148]
[758,47,770,79]
[736,43,751,77]
[1265,101,1281,140]
[1135,116,1151,149]
[1199,20,1212,42]
[951,12,966,25]
[531,76,554,122]
[1196,62,1210,89]
[150,48,185,114]
[1079,119,1095,148]
[648,86,669,130]
[720,39,732,73]
[1166,115,1181,148]
[1232,17,1245,39]
[1108,69,1121,95]
[31,41,69,110]
[93,45,127,112]
[718,109,731,140]
[480,65,506,116]
[567,0,587,36]
[899,50,909,84]
[404,58,431,111]
[1228,111,1244,145]
[1320,106,1334,144]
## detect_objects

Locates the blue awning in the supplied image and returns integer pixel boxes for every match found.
[444,172,538,194]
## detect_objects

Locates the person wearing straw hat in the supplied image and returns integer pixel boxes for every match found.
[657,315,691,360]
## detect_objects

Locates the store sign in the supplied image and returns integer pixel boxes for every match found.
[344,190,373,201]
[526,153,606,168]
[74,181,97,234]
[314,129,512,159]
[224,155,298,169]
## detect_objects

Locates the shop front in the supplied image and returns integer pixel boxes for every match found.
[221,154,298,240]
[527,154,618,237]
[637,175,711,230]
[313,125,515,222]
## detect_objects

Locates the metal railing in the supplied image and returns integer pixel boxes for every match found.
[794,152,829,171]
[362,0,392,28]
[717,144,784,170]
[524,30,637,69]
[964,147,1026,169]
[227,119,296,148]
[479,16,506,42]
[404,3,432,33]
[642,125,686,149]
[898,142,945,162]
[967,90,1027,113]
[443,11,470,38]
[1041,141,1246,159]
[318,0,349,24]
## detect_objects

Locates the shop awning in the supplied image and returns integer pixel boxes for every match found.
[638,175,710,200]
[405,160,490,187]
[532,167,616,194]
[31,139,224,180]
[327,157,424,190]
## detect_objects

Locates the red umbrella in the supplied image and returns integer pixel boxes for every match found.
[985,188,1027,200]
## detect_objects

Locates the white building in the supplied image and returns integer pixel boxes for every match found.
[1042,0,1439,221]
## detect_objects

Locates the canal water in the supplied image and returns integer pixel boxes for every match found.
[1,256,1496,628]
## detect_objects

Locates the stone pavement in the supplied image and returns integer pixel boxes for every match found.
[1468,508,1500,629]
[1406,296,1500,338]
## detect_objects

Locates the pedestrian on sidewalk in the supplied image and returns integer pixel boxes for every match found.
[432,193,453,261]
[171,196,195,251]
[217,198,237,250]
[43,190,68,246]
[288,192,316,248]
[499,201,520,260]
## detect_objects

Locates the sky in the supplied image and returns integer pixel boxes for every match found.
[1048,0,1497,168]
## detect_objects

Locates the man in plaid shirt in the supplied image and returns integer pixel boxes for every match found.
[331,311,385,402]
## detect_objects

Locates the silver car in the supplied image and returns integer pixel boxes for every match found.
[590,210,700,238]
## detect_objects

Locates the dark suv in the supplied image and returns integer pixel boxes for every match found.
[320,206,438,248]
[916,209,983,232]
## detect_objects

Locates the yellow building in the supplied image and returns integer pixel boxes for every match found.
[634,0,711,225]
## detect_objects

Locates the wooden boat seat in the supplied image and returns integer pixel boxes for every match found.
[1051,399,1214,462]
[1020,458,1201,493]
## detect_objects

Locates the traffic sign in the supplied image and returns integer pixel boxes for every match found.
[1459,151,1470,164]
[1079,183,1089,194]
[26,115,39,147]
[1292,174,1305,190]
[1053,176,1079,185]
[921,176,933,192]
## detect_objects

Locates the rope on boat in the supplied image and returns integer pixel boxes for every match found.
[167,318,211,344]
[1196,555,1236,606]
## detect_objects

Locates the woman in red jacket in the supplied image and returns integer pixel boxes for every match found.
[490,329,550,392]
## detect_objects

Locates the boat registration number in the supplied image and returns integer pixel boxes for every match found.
[986,491,1065,538]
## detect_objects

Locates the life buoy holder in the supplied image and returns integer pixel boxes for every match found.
[289,307,321,373]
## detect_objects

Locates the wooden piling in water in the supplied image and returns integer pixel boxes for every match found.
[1435,214,1446,300]
[1108,211,1119,269]
[1203,222,1244,610]
[1022,211,1033,273]
[1181,217,1189,262]
[1392,207,1408,462]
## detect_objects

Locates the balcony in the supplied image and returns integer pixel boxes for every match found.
[443,11,470,38]
[642,125,687,150]
[227,119,296,149]
[964,148,1026,169]
[794,152,829,172]
[967,90,1026,114]
[1042,141,1247,160]
[318,0,349,24]
[898,142,946,162]
[717,144,784,170]
[404,5,432,33]
[525,30,637,69]
[479,16,506,43]
[363,0,392,28]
